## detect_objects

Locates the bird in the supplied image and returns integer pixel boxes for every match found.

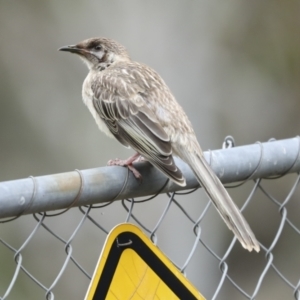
[59,37,260,252]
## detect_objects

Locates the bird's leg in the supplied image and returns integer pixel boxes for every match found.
[135,156,146,162]
[107,152,142,180]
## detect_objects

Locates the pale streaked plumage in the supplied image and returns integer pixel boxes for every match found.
[59,37,260,252]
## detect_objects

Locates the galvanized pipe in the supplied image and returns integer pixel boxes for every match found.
[0,137,299,219]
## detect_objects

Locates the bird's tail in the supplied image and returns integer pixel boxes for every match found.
[179,150,260,252]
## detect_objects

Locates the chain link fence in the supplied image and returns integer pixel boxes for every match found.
[1,137,300,299]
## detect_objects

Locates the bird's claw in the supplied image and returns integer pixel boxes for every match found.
[107,158,142,181]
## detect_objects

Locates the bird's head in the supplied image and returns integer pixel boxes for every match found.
[59,37,130,71]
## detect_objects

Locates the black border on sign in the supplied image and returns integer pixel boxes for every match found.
[92,231,198,300]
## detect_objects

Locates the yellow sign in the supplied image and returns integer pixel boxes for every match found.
[85,223,205,300]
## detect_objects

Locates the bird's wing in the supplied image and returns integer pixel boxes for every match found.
[91,71,185,186]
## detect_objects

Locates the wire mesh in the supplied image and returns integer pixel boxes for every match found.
[1,137,300,299]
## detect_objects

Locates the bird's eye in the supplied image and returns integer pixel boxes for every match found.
[94,45,102,51]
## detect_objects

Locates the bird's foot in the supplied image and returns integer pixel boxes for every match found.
[107,153,142,180]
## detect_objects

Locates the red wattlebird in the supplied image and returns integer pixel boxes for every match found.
[59,37,260,252]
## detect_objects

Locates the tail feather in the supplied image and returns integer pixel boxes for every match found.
[180,151,260,252]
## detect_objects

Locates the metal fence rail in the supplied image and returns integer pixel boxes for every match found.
[1,136,300,299]
[1,137,300,219]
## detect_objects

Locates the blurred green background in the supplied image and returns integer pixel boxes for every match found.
[0,1,299,299]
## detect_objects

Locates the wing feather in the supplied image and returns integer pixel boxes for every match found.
[91,71,185,186]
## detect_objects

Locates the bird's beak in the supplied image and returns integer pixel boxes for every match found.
[58,45,83,54]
